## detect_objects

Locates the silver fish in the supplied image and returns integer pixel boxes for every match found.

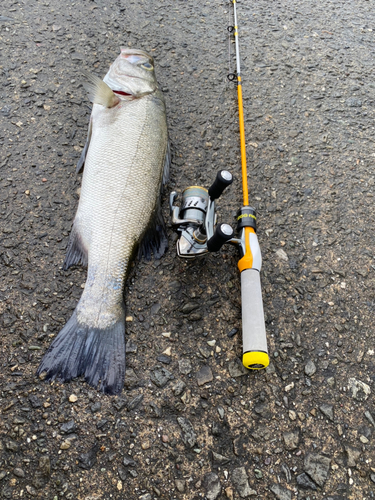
[37,48,169,394]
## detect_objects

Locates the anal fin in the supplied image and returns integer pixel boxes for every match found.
[63,224,88,270]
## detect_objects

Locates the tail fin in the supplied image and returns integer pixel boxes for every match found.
[37,309,125,395]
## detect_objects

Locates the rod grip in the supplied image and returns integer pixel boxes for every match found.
[208,170,233,200]
[241,268,269,369]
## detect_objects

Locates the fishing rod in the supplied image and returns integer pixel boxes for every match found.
[229,0,269,369]
[170,0,269,370]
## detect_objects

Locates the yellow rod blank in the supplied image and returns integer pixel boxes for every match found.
[236,76,249,206]
[233,0,249,207]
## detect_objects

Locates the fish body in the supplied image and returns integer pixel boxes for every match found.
[37,49,169,394]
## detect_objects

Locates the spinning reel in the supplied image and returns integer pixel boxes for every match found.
[169,170,261,272]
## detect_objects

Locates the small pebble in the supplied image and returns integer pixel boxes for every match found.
[13,468,25,478]
[179,358,192,375]
[254,469,263,479]
[175,479,185,493]
[60,440,71,450]
[304,360,316,377]
[227,328,238,338]
[218,406,225,419]
[196,365,213,386]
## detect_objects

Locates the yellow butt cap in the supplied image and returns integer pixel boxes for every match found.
[242,351,269,370]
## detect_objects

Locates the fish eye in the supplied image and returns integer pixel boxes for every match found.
[141,62,153,71]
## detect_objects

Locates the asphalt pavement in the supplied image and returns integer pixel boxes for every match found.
[1,0,375,499]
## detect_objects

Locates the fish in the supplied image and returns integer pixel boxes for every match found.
[37,48,169,395]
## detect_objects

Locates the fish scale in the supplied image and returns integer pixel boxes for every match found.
[37,49,169,394]
[76,94,167,329]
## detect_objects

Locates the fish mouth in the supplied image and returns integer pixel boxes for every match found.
[113,90,133,97]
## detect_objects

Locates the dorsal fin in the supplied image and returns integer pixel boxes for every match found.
[82,70,120,108]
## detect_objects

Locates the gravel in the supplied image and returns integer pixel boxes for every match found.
[204,472,221,500]
[228,358,248,377]
[304,453,331,487]
[150,367,173,388]
[304,359,317,376]
[232,467,257,498]
[211,450,231,465]
[178,358,192,375]
[177,417,197,448]
[296,472,318,490]
[282,429,300,450]
[270,483,292,500]
[196,364,213,385]
[345,444,361,467]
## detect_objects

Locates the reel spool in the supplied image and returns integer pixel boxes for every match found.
[180,186,209,225]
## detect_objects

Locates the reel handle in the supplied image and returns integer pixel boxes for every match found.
[207,223,234,252]
[241,269,269,369]
[208,170,233,200]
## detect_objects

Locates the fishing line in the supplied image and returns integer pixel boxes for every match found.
[197,1,237,138]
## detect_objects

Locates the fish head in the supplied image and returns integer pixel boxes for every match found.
[103,48,158,98]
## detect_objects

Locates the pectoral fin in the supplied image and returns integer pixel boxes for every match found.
[162,141,171,187]
[82,70,120,108]
[138,202,168,261]
[76,117,92,174]
[138,145,171,260]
